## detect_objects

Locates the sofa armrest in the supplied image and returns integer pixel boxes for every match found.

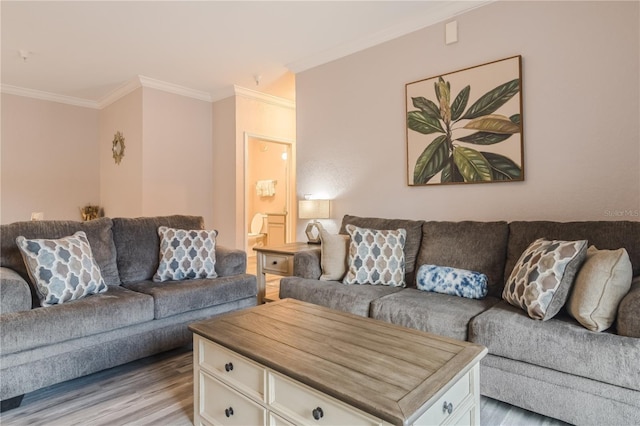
[0,267,33,314]
[293,248,322,280]
[617,276,640,338]
[215,245,247,277]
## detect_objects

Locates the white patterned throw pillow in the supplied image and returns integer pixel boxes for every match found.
[154,226,218,282]
[343,224,406,287]
[416,264,488,299]
[16,231,107,307]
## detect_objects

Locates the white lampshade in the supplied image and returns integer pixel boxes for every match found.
[298,199,331,219]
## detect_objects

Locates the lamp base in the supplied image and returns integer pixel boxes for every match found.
[304,221,322,244]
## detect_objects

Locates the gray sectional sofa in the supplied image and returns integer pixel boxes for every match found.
[280,215,640,425]
[0,215,257,411]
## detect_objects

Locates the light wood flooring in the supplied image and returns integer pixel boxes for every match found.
[1,261,568,425]
[1,346,567,426]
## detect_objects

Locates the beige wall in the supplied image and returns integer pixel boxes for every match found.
[236,95,296,250]
[212,92,296,249]
[295,0,640,238]
[99,88,144,218]
[1,93,100,223]
[141,88,214,226]
[211,96,237,247]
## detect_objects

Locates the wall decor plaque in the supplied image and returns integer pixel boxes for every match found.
[112,131,125,165]
[406,55,524,186]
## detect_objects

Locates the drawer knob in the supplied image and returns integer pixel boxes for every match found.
[224,362,234,372]
[442,401,453,415]
[225,407,234,417]
[312,407,324,420]
[272,260,278,265]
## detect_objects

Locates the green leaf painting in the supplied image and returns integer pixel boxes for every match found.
[406,56,523,185]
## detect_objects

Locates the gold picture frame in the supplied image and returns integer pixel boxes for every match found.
[406,55,524,186]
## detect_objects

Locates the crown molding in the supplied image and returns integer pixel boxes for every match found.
[233,85,295,110]
[0,84,99,109]
[287,0,494,73]
[97,75,213,109]
[138,75,212,103]
[96,78,142,109]
[3,80,294,111]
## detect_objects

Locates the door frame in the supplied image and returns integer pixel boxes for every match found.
[243,132,296,254]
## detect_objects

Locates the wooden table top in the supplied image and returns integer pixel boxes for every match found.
[252,241,318,255]
[189,298,487,425]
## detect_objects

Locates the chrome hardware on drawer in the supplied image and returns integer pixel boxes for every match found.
[442,401,453,415]
[225,407,234,417]
[312,406,324,420]
[225,362,234,372]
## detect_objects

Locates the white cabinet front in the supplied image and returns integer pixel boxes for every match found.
[199,371,266,426]
[269,372,382,426]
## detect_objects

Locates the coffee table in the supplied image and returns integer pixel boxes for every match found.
[189,298,487,426]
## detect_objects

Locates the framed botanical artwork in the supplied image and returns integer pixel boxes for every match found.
[406,55,524,186]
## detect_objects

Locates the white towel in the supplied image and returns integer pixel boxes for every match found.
[256,180,276,197]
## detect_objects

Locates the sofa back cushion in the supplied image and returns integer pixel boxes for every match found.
[507,221,640,283]
[339,215,424,286]
[112,215,204,284]
[0,217,120,294]
[416,221,509,297]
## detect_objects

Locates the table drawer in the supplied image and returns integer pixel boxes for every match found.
[414,370,471,425]
[262,254,291,275]
[199,339,266,401]
[268,412,296,426]
[199,371,266,426]
[269,372,381,426]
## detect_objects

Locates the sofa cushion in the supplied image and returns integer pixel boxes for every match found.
[343,225,406,287]
[153,226,218,282]
[0,286,154,355]
[339,215,424,286]
[112,215,204,284]
[416,264,488,299]
[506,221,640,282]
[279,276,403,317]
[123,274,257,319]
[16,231,108,307]
[370,288,500,341]
[618,276,640,338]
[469,301,640,391]
[416,221,509,297]
[503,238,587,321]
[567,246,632,331]
[0,218,120,291]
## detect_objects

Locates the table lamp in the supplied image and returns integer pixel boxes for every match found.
[298,199,331,244]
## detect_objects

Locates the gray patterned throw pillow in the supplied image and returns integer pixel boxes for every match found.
[503,238,587,320]
[153,226,218,282]
[16,231,107,307]
[343,224,406,287]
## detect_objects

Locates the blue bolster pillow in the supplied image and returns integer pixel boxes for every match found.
[416,264,488,299]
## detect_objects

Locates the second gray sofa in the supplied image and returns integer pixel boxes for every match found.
[280,215,640,425]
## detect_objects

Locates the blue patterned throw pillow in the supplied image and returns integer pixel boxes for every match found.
[154,226,218,282]
[16,231,107,306]
[343,225,407,287]
[416,264,488,299]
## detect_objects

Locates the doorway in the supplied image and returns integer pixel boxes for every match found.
[244,133,295,256]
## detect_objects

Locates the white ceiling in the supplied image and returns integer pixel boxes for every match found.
[1,1,489,106]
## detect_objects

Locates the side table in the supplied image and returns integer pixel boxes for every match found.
[253,242,318,304]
